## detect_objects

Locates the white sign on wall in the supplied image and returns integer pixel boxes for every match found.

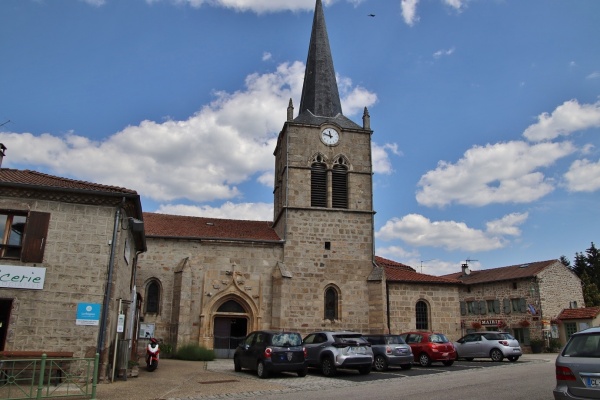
[0,265,46,289]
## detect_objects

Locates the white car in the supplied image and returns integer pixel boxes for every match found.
[454,331,522,362]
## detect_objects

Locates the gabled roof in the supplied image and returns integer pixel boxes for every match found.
[0,168,137,194]
[442,259,560,285]
[375,256,461,284]
[143,212,282,242]
[557,306,600,320]
[298,0,342,119]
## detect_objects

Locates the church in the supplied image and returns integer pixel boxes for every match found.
[136,0,463,356]
[0,2,585,373]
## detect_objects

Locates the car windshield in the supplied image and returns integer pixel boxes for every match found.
[562,333,600,358]
[385,336,406,345]
[271,333,302,347]
[430,334,450,343]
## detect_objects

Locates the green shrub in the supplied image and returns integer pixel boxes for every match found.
[175,343,215,361]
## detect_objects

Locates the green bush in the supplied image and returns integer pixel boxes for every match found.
[175,343,215,361]
[547,338,561,352]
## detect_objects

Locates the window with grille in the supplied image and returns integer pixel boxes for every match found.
[324,287,338,320]
[146,280,161,314]
[332,156,348,209]
[311,156,327,207]
[416,300,429,330]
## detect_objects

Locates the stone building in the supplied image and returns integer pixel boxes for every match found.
[0,168,146,379]
[136,0,464,354]
[443,259,584,346]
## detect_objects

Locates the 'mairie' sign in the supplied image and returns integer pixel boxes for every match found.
[0,265,46,290]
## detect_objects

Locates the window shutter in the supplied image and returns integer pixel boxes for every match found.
[479,300,487,315]
[494,299,500,314]
[460,301,466,316]
[311,163,327,207]
[331,165,348,208]
[21,211,50,263]
[523,328,531,345]
[503,298,511,314]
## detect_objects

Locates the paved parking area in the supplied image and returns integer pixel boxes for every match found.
[95,354,556,400]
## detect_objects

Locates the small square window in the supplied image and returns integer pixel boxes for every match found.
[324,241,331,250]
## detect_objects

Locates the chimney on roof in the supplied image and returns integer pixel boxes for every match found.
[0,143,6,168]
[461,263,470,276]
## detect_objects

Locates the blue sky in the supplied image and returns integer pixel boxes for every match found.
[1,0,599,276]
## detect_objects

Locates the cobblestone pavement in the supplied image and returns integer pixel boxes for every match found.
[94,353,557,400]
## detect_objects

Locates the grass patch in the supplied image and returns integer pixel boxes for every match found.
[175,343,215,361]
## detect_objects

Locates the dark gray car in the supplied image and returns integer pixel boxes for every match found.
[303,331,373,376]
[363,334,413,371]
[554,326,600,399]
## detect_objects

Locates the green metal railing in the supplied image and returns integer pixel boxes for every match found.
[0,353,98,400]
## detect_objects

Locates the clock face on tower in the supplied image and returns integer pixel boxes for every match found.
[321,128,339,146]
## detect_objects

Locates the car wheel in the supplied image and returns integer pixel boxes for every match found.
[320,356,337,377]
[373,355,388,372]
[490,349,504,362]
[464,357,474,361]
[419,353,432,367]
[257,361,269,379]
[358,365,371,375]
[297,367,308,377]
[400,363,412,370]
[507,356,519,362]
[234,357,241,372]
[442,360,454,366]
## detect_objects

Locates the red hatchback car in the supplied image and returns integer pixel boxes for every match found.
[400,332,457,367]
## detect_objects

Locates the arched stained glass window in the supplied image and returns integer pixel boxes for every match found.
[324,287,338,320]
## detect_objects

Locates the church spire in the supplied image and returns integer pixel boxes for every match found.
[298,0,342,118]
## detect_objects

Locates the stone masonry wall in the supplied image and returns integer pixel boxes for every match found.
[0,196,134,361]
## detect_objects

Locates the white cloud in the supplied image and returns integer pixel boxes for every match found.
[587,72,600,80]
[564,159,600,192]
[144,0,341,13]
[416,141,575,207]
[376,245,420,261]
[401,0,420,26]
[375,212,528,252]
[156,201,273,220]
[443,0,466,10]
[262,52,272,61]
[523,100,600,142]
[79,0,106,6]
[372,143,401,175]
[0,61,381,210]
[433,47,455,59]
[338,76,378,116]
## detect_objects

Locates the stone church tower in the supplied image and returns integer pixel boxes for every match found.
[271,0,380,333]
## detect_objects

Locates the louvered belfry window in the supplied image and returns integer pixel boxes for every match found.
[332,157,348,209]
[311,156,327,207]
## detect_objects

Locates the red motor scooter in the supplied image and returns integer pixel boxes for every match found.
[146,338,160,371]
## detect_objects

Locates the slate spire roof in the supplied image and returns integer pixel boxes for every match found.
[298,0,342,119]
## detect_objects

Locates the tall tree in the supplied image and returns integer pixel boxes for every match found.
[569,242,600,307]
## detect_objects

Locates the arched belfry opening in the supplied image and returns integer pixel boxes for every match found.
[212,298,250,359]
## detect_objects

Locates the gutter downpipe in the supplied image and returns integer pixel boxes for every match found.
[97,198,124,375]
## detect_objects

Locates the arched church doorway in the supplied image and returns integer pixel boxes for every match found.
[212,299,249,359]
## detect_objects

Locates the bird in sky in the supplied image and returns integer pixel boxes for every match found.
[368,14,375,17]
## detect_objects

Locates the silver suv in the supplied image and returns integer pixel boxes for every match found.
[554,326,600,399]
[303,331,374,376]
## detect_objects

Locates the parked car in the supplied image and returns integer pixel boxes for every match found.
[233,330,308,378]
[554,326,600,399]
[400,331,457,367]
[363,334,413,371]
[454,331,522,362]
[303,330,374,376]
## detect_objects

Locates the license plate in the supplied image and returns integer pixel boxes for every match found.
[586,378,600,388]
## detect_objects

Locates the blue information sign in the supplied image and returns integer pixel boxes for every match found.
[76,303,101,326]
